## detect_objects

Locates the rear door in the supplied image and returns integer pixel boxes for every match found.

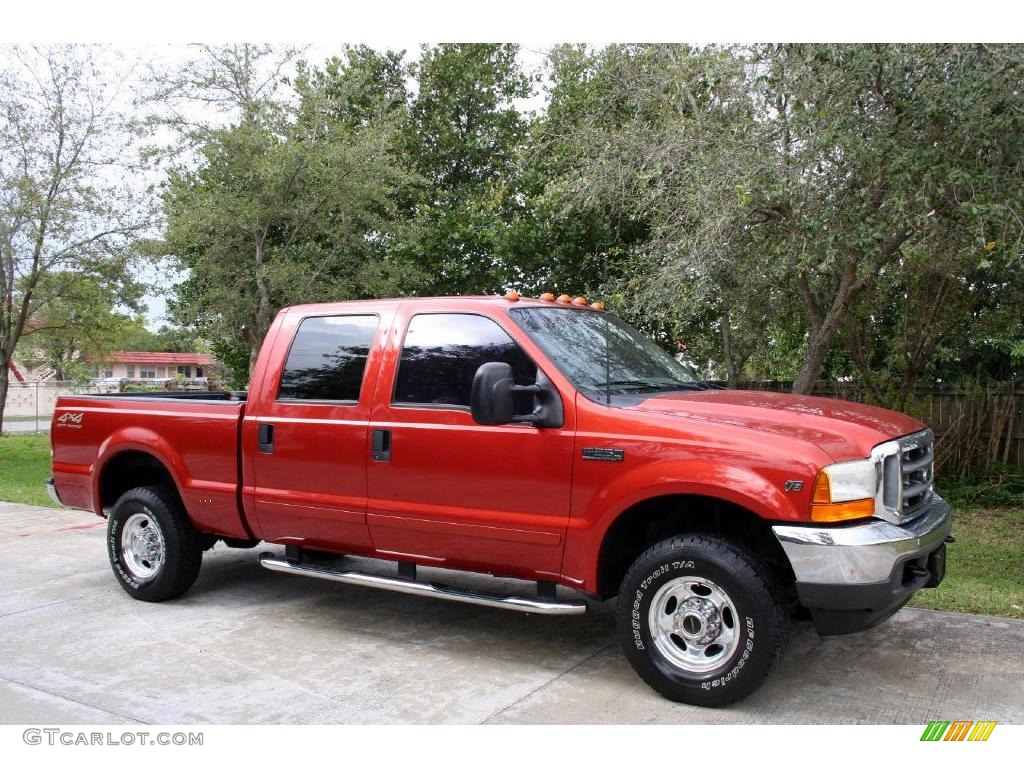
[248,310,390,552]
[365,310,576,580]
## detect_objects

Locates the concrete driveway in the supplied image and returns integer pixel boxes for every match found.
[1,500,1021,725]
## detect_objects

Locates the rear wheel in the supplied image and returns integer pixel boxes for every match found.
[107,486,203,602]
[616,533,788,707]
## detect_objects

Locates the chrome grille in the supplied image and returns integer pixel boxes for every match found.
[898,429,934,520]
[871,428,935,524]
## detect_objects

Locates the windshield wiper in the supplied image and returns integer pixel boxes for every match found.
[605,378,704,393]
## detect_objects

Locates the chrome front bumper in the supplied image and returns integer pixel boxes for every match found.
[773,493,951,586]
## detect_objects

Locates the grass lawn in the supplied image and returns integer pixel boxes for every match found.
[910,505,1023,619]
[0,433,56,508]
[0,431,1020,618]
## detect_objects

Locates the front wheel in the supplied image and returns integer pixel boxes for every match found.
[616,534,788,707]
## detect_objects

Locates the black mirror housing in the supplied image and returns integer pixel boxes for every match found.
[470,362,516,425]
[470,362,564,428]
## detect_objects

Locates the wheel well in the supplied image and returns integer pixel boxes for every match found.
[596,494,796,598]
[99,451,182,514]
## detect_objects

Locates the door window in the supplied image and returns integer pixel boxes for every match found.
[393,313,537,410]
[278,315,378,402]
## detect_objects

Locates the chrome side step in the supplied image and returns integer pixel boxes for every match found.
[258,554,587,616]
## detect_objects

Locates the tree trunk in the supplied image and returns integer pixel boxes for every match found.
[249,236,272,382]
[0,356,9,435]
[720,310,738,388]
[792,262,862,394]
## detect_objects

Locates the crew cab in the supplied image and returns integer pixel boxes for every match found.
[48,294,951,706]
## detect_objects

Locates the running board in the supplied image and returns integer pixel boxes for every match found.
[259,554,587,616]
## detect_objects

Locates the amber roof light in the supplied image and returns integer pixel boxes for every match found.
[556,294,572,303]
[539,292,555,301]
[504,290,520,301]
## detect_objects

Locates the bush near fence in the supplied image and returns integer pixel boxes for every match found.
[726,381,1023,478]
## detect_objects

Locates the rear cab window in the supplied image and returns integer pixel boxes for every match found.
[278,315,379,403]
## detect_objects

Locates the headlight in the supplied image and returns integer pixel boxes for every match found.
[811,458,877,522]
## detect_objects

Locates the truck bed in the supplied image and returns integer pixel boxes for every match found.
[51,393,249,538]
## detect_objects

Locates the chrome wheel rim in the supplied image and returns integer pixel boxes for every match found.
[121,512,165,580]
[648,576,740,674]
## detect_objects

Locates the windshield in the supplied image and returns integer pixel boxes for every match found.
[509,307,704,402]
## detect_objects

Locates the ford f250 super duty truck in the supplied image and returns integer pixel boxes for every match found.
[48,293,951,706]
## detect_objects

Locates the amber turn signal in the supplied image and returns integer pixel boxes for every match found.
[811,498,875,522]
[811,471,832,504]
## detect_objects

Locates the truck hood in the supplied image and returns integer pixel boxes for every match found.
[629,389,925,462]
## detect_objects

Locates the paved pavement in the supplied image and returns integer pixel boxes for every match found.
[1,500,1021,725]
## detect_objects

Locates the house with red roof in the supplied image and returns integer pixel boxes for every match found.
[98,352,216,381]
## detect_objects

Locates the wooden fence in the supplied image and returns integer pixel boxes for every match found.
[725,381,1024,476]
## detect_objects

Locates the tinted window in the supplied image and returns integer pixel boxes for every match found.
[393,313,536,409]
[278,315,378,401]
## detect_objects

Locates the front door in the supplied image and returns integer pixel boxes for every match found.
[365,311,575,580]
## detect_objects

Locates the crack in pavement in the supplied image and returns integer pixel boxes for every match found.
[0,674,151,725]
[480,641,617,724]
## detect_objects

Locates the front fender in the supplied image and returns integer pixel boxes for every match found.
[561,459,806,594]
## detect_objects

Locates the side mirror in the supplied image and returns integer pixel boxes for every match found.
[470,362,516,425]
[470,362,564,428]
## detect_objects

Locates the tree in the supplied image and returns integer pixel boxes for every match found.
[538,44,1024,392]
[756,45,1024,392]
[161,45,422,383]
[19,270,145,381]
[0,45,149,430]
[397,44,536,294]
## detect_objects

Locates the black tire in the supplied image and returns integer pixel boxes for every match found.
[616,534,788,707]
[107,486,203,602]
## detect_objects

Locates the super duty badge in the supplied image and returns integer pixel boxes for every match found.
[582,447,624,462]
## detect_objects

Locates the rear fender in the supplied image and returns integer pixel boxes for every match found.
[94,427,246,537]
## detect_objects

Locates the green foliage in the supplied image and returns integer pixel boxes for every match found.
[0,45,151,430]
[937,464,1024,509]
[395,44,538,293]
[19,271,145,381]
[163,45,425,384]
[533,44,1024,392]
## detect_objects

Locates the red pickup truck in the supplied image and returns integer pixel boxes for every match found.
[48,294,951,706]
